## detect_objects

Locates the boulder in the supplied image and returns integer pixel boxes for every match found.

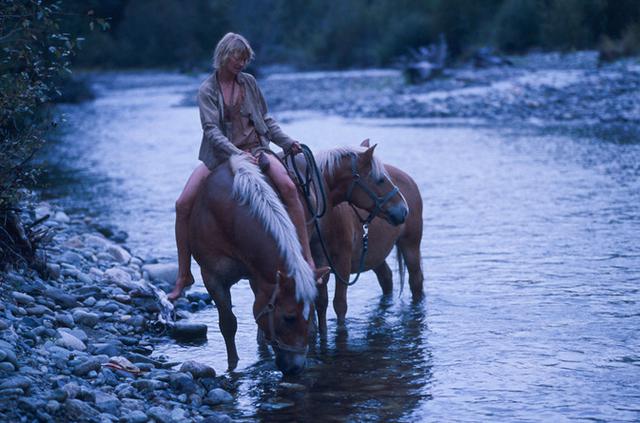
[180,360,216,379]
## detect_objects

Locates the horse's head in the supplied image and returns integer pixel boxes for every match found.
[319,139,409,226]
[254,270,321,376]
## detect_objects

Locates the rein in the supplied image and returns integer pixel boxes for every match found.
[289,148,400,287]
[254,272,308,355]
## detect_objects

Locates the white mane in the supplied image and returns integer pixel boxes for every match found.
[316,146,388,180]
[229,155,316,304]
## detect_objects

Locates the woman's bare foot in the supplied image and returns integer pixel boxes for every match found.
[167,274,195,301]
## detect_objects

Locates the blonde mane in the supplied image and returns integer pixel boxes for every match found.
[315,146,387,180]
[229,155,316,305]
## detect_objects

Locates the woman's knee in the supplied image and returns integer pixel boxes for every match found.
[276,178,298,202]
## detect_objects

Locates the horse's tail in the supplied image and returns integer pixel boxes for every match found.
[396,244,406,295]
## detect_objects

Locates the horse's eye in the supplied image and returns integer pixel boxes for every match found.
[376,177,385,185]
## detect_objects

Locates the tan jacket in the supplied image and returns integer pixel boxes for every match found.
[197,71,295,170]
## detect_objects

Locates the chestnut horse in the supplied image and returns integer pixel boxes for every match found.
[304,141,424,334]
[189,146,407,374]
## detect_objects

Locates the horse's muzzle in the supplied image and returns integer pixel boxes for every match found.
[387,204,408,226]
[275,350,307,376]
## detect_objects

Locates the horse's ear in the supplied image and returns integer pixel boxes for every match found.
[363,144,377,163]
[314,266,331,285]
[360,138,370,147]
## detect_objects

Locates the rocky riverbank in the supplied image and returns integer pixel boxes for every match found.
[0,202,234,422]
[260,51,639,139]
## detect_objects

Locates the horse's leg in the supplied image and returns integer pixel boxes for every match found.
[333,256,351,325]
[202,273,239,370]
[397,237,424,300]
[373,260,393,295]
[315,272,330,336]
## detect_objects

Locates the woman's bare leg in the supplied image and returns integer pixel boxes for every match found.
[168,163,211,301]
[262,154,315,270]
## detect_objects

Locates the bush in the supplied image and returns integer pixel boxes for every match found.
[0,0,81,267]
[494,0,541,52]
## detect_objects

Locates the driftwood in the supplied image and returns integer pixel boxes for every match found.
[0,210,52,272]
[402,34,448,84]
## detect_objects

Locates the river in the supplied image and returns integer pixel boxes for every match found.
[41,70,640,421]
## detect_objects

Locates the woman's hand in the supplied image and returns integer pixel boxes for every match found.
[289,141,303,155]
[242,152,258,165]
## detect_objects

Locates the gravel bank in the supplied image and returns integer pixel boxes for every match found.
[0,202,234,423]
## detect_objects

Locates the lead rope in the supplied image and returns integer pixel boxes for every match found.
[286,146,370,287]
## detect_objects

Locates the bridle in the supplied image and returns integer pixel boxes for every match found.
[254,273,308,355]
[345,153,401,226]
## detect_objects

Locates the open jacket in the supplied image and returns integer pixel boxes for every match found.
[197,71,295,170]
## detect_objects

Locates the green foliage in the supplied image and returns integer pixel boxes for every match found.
[0,0,85,266]
[494,0,542,52]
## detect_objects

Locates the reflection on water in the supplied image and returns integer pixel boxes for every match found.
[42,72,640,421]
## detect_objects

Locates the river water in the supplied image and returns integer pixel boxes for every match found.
[43,71,640,421]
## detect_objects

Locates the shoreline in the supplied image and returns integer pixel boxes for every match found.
[0,201,235,422]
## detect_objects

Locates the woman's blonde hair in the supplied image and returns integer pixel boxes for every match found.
[213,32,255,69]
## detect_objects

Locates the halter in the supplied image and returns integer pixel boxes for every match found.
[254,272,308,355]
[345,153,401,225]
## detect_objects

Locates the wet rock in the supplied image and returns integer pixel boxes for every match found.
[186,291,211,304]
[0,387,23,396]
[12,292,35,305]
[107,245,131,264]
[46,400,61,414]
[180,360,216,379]
[60,327,89,342]
[91,342,123,357]
[103,268,136,290]
[18,397,45,413]
[142,263,178,284]
[62,382,80,400]
[73,310,99,328]
[65,398,100,421]
[131,379,167,392]
[203,388,233,405]
[46,288,80,309]
[56,329,86,351]
[131,296,160,313]
[55,312,75,328]
[0,375,31,391]
[94,391,120,414]
[198,377,220,392]
[73,356,103,376]
[125,410,148,423]
[170,407,187,421]
[0,362,16,372]
[59,251,85,267]
[201,413,233,423]
[72,286,104,300]
[169,372,199,395]
[169,322,207,342]
[147,406,172,423]
[26,304,51,316]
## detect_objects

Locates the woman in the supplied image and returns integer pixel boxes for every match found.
[168,33,315,301]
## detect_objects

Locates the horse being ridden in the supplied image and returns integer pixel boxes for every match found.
[189,154,320,375]
[306,141,423,334]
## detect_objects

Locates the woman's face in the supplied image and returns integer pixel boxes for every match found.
[224,51,249,76]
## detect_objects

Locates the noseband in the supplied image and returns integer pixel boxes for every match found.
[345,153,400,225]
[254,273,308,355]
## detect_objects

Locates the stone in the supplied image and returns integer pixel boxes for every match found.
[72,286,104,300]
[94,391,120,414]
[83,234,112,250]
[55,313,75,328]
[73,357,102,376]
[47,263,61,280]
[0,388,23,397]
[202,413,233,423]
[103,268,135,290]
[0,363,16,372]
[12,292,35,305]
[97,368,119,387]
[56,329,86,351]
[203,388,233,405]
[92,342,123,357]
[18,397,45,413]
[169,322,207,342]
[65,399,100,421]
[62,382,80,400]
[46,400,61,414]
[125,410,148,423]
[142,263,178,284]
[26,304,51,316]
[131,379,167,392]
[53,211,70,223]
[180,360,216,379]
[107,245,131,264]
[169,372,199,395]
[84,297,97,307]
[170,407,187,421]
[0,346,17,368]
[0,375,31,391]
[46,288,80,309]
[147,406,172,423]
[72,310,99,328]
[59,327,88,342]
[59,251,85,267]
